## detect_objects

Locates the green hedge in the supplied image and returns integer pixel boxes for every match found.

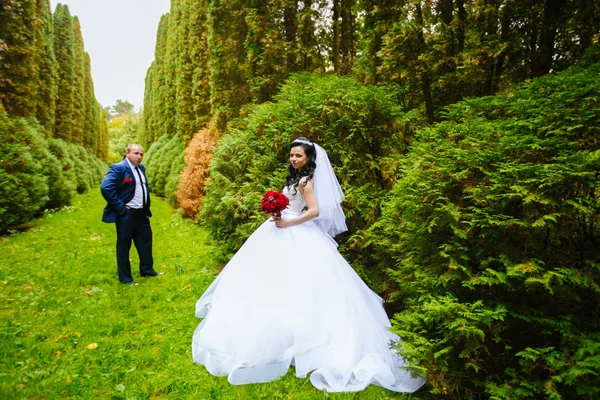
[200,74,415,287]
[367,61,600,398]
[0,114,105,231]
[143,134,186,207]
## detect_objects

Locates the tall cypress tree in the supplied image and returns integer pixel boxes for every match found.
[98,107,109,161]
[175,0,194,141]
[140,63,155,147]
[152,13,170,139]
[71,16,86,145]
[83,52,95,150]
[35,0,58,134]
[189,0,211,132]
[175,0,211,142]
[0,0,42,117]
[207,0,250,126]
[159,4,181,139]
[53,4,75,141]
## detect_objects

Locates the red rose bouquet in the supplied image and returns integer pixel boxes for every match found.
[261,190,289,220]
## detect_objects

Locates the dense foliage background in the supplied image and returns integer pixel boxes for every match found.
[137,2,600,398]
[0,0,108,232]
[368,52,600,399]
[2,0,600,398]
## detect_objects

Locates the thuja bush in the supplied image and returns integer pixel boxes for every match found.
[0,114,105,231]
[368,61,600,398]
[177,127,217,219]
[143,134,186,207]
[0,115,51,229]
[45,138,77,209]
[200,73,412,284]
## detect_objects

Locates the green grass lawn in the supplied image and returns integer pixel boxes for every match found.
[0,191,413,400]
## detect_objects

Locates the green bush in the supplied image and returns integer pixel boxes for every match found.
[0,113,106,231]
[45,138,77,209]
[143,134,186,207]
[368,61,600,398]
[200,74,413,284]
[0,115,51,229]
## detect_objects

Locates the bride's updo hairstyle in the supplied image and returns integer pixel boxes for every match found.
[284,137,317,194]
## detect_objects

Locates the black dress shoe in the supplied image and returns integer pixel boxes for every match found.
[121,280,139,286]
[140,270,159,277]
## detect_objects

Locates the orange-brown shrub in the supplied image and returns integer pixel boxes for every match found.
[177,127,217,219]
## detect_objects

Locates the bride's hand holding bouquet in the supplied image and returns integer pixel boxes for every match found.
[261,190,289,222]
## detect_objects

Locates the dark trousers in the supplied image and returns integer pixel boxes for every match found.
[115,208,153,282]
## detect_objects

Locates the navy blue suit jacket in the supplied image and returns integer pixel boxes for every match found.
[100,159,152,223]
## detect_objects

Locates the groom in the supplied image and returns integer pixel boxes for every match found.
[100,144,159,284]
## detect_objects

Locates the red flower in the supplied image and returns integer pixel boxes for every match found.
[261,190,289,219]
[124,176,132,184]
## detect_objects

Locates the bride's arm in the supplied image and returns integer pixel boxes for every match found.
[273,179,318,228]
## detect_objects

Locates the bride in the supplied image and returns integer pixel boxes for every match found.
[192,137,425,393]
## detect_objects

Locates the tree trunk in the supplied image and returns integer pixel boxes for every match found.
[339,0,355,75]
[300,0,314,70]
[332,0,340,73]
[534,0,566,77]
[415,1,434,124]
[439,0,454,56]
[493,0,513,93]
[483,0,499,95]
[456,0,465,53]
[284,0,298,72]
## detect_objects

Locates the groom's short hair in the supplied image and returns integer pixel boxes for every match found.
[126,144,143,153]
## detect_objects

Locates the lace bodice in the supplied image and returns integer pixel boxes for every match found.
[282,185,307,214]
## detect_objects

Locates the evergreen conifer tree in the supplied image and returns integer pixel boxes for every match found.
[83,52,95,150]
[71,16,86,145]
[207,0,250,126]
[0,0,42,117]
[35,0,58,134]
[53,4,75,141]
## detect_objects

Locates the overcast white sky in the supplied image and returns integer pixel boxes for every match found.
[50,0,171,110]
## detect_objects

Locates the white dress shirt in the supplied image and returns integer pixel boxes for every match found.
[125,158,147,209]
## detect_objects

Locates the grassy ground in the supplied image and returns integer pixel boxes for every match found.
[0,191,414,399]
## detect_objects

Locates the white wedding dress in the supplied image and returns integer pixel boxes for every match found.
[192,185,425,393]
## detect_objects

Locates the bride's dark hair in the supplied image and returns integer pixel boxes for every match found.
[283,137,317,193]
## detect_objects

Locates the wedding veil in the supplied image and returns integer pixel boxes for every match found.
[312,143,347,238]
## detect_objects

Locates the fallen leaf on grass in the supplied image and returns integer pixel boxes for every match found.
[2,281,7,285]
[81,287,101,296]
[66,376,71,384]
[56,351,61,359]
[54,336,67,343]
[23,285,32,290]
[86,343,98,350]
[75,332,81,338]
[161,265,167,268]
[182,284,191,290]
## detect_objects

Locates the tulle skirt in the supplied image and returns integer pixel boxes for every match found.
[191,210,425,393]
